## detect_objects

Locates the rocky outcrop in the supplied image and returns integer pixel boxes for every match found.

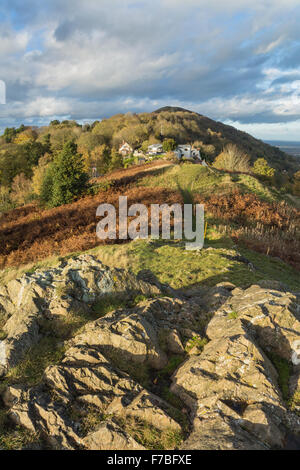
[1,259,300,450]
[1,290,204,449]
[0,255,161,375]
[171,283,300,450]
[82,421,145,450]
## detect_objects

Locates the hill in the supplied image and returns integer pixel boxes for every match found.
[0,107,299,197]
[152,106,298,172]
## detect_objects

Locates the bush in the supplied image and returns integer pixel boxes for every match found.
[253,158,275,181]
[292,170,300,196]
[213,144,250,172]
[162,138,176,152]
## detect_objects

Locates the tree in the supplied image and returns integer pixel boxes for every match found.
[214,144,250,172]
[40,164,55,206]
[90,144,110,174]
[14,129,37,145]
[23,141,49,168]
[10,173,32,206]
[162,138,176,152]
[110,148,123,170]
[253,158,275,180]
[31,153,52,197]
[3,127,17,143]
[41,141,88,207]
[292,170,300,196]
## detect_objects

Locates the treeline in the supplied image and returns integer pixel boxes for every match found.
[1,108,300,212]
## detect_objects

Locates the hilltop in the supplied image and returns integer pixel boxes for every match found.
[0,107,299,194]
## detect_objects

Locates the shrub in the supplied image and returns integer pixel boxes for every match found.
[292,170,300,196]
[162,138,176,152]
[253,158,275,182]
[214,144,250,172]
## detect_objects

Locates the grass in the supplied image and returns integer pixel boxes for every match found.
[138,163,285,203]
[95,235,300,291]
[0,330,7,340]
[114,416,184,450]
[0,337,66,390]
[70,405,107,437]
[138,164,224,196]
[158,356,185,378]
[267,352,292,402]
[227,311,239,319]
[289,390,300,414]
[185,336,208,352]
[1,226,298,293]
[0,420,40,450]
[104,347,151,389]
[92,295,128,317]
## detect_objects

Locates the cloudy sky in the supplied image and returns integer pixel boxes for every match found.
[0,0,300,140]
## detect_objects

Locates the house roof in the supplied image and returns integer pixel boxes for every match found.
[148,143,163,149]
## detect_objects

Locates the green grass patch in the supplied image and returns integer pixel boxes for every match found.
[227,311,239,319]
[289,390,300,414]
[158,356,185,378]
[267,352,292,402]
[104,347,151,389]
[185,336,208,353]
[1,337,66,389]
[0,330,7,340]
[138,164,224,196]
[0,422,40,450]
[115,416,184,450]
[95,236,300,291]
[92,295,128,317]
[138,163,285,203]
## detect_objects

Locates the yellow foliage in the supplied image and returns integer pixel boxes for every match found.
[14,130,37,145]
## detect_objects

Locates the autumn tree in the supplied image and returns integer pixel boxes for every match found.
[91,144,110,174]
[10,173,32,206]
[31,153,52,197]
[253,158,276,182]
[214,144,250,172]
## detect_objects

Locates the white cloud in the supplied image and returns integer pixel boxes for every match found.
[1,0,300,139]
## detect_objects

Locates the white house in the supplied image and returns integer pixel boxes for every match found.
[119,141,133,157]
[147,143,163,155]
[175,145,201,160]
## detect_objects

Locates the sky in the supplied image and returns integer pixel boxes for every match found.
[0,0,300,140]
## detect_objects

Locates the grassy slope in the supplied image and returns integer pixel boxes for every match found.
[1,229,299,291]
[138,163,284,202]
[0,162,299,290]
